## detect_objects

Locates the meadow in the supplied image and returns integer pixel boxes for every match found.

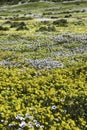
[0,1,87,129]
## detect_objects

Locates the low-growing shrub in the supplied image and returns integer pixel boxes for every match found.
[16,25,28,31]
[11,22,26,27]
[0,16,3,20]
[19,22,26,27]
[82,9,86,12]
[10,22,28,30]
[41,20,50,25]
[43,12,53,15]
[37,26,48,31]
[4,20,11,24]
[53,19,68,27]
[64,14,72,18]
[51,16,59,19]
[14,16,33,21]
[37,25,56,32]
[48,25,56,31]
[75,1,80,5]
[10,22,21,28]
[73,21,84,26]
[0,26,9,31]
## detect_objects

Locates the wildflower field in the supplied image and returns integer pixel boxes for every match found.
[0,0,87,129]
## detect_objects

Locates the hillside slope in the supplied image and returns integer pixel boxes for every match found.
[0,1,87,130]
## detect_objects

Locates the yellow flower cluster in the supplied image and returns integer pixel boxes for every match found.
[0,62,87,129]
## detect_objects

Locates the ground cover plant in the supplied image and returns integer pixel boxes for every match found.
[0,0,87,129]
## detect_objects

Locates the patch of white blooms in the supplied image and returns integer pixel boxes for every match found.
[9,113,45,129]
[16,114,25,121]
[7,105,59,128]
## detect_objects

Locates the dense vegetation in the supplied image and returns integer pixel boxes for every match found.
[0,63,87,129]
[0,0,87,129]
